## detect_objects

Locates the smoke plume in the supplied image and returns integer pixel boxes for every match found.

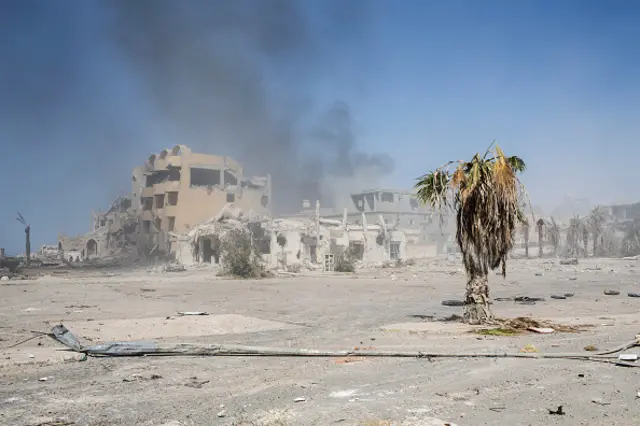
[106,0,392,212]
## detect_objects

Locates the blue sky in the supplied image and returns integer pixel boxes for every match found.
[1,0,639,254]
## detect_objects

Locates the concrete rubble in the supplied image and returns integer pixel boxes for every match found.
[57,195,140,264]
[169,203,410,272]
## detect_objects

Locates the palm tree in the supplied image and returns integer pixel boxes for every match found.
[566,216,581,257]
[536,218,545,257]
[548,217,560,255]
[622,220,640,256]
[415,144,527,324]
[523,223,530,258]
[587,206,607,256]
[16,212,31,267]
[581,222,589,257]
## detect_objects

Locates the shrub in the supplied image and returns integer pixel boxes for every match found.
[220,228,265,278]
[335,248,357,273]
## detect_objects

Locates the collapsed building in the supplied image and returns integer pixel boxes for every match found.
[55,147,460,268]
[171,202,408,270]
[57,196,138,262]
[285,189,453,260]
[132,145,271,256]
[57,145,272,263]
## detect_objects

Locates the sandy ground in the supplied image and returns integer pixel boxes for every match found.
[1,257,639,426]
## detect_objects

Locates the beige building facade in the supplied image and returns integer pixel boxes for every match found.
[132,145,272,255]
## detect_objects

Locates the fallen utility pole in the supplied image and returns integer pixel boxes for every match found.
[48,324,640,367]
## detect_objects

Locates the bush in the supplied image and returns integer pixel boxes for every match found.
[335,249,357,273]
[286,263,302,273]
[220,228,265,278]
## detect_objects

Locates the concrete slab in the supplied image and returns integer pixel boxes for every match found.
[64,314,300,341]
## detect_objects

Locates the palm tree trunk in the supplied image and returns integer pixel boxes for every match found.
[592,235,597,257]
[25,225,31,267]
[537,225,543,257]
[464,272,493,325]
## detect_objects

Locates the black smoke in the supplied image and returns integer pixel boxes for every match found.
[1,0,394,217]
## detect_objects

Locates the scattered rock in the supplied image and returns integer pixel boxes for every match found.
[293,397,306,402]
[628,293,640,298]
[0,276,9,281]
[217,410,227,418]
[591,398,611,406]
[604,290,620,296]
[550,295,567,300]
[560,258,578,265]
[584,345,598,352]
[564,293,574,297]
[441,300,464,307]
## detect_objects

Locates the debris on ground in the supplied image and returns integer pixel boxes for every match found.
[548,406,565,415]
[163,262,186,273]
[475,328,521,337]
[591,398,611,406]
[605,290,621,295]
[628,292,640,298]
[441,300,464,307]
[184,377,210,388]
[528,327,555,334]
[618,354,638,361]
[514,296,545,303]
[499,317,583,333]
[584,345,599,352]
[550,294,567,300]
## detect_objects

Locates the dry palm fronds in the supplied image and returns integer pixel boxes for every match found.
[414,142,529,279]
[498,316,585,333]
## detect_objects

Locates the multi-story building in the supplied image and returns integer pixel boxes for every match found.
[132,145,272,254]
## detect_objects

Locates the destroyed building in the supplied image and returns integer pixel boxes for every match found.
[132,145,272,256]
[285,189,452,259]
[58,196,138,261]
[56,146,271,262]
[171,203,407,269]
